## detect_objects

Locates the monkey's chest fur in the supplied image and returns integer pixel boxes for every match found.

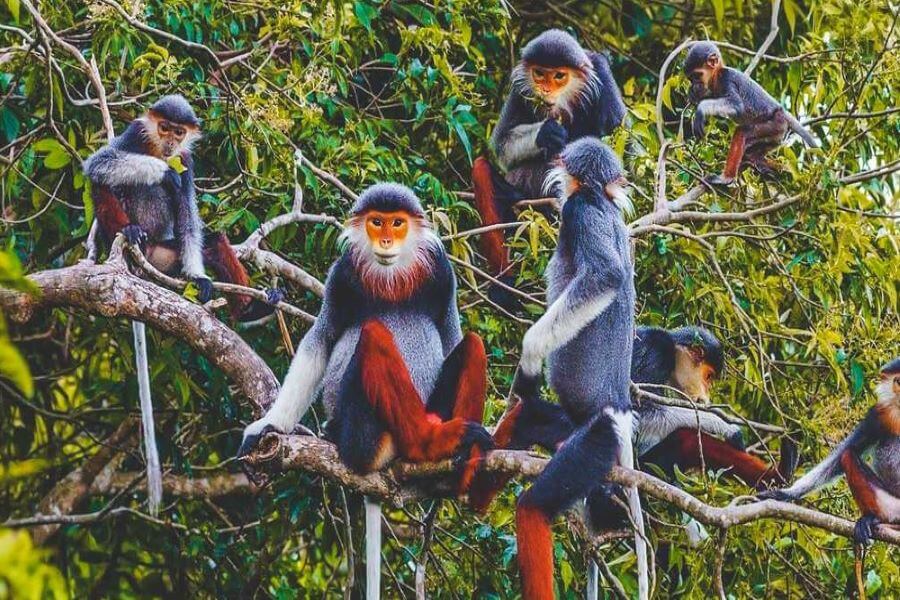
[117,184,176,241]
[874,436,900,497]
[545,194,635,423]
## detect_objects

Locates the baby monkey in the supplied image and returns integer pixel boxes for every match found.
[685,41,819,185]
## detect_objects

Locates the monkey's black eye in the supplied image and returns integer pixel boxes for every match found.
[554,72,567,81]
[393,219,404,227]
[533,69,545,78]
[372,219,383,227]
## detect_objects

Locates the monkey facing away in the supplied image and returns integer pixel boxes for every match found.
[238,183,493,490]
[470,325,798,524]
[471,29,626,307]
[685,41,819,185]
[498,138,648,600]
[84,95,281,322]
[761,358,900,545]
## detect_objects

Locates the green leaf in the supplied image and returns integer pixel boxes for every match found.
[167,155,187,174]
[5,0,19,22]
[353,1,378,32]
[0,107,20,143]
[0,335,33,398]
[43,149,71,169]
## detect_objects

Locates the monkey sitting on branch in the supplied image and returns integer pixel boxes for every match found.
[238,183,494,487]
[684,41,820,186]
[84,95,282,323]
[761,358,900,546]
[471,29,626,309]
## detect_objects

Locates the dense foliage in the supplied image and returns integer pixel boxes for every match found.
[0,0,897,597]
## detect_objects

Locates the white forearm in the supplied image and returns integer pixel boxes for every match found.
[259,344,327,431]
[519,287,615,375]
[85,149,169,187]
[697,98,738,119]
[498,123,543,170]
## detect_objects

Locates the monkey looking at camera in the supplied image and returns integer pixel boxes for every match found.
[761,358,900,546]
[685,41,819,185]
[84,95,281,322]
[471,29,626,308]
[238,183,493,491]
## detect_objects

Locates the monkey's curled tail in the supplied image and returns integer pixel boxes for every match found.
[612,410,650,600]
[133,322,163,515]
[785,112,820,148]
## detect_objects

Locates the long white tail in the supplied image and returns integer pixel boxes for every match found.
[364,497,382,600]
[612,410,649,600]
[133,321,162,515]
[586,560,599,600]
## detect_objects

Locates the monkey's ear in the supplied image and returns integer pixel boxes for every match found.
[687,345,705,365]
[706,54,720,68]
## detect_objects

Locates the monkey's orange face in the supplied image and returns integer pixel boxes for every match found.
[876,371,900,406]
[530,66,578,104]
[673,345,718,402]
[146,113,199,158]
[365,211,411,265]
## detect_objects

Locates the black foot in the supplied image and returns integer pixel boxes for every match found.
[193,277,213,303]
[853,514,880,546]
[511,367,542,404]
[748,161,782,180]
[452,422,494,471]
[121,224,148,248]
[778,438,800,484]
[236,288,284,323]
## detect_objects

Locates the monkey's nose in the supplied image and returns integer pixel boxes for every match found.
[379,239,392,249]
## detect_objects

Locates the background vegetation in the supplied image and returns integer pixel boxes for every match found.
[0,0,897,597]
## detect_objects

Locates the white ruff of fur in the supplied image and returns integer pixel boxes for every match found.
[340,217,440,302]
[542,164,568,200]
[607,183,634,217]
[876,379,896,405]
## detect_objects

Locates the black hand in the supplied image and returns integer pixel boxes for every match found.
[265,287,285,305]
[726,429,746,451]
[121,224,147,248]
[193,277,213,303]
[692,111,706,138]
[535,119,568,159]
[162,168,182,195]
[853,514,879,546]
[511,367,541,404]
[452,422,495,470]
[236,423,279,459]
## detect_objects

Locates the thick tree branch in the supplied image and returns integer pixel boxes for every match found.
[0,252,278,412]
[246,434,900,547]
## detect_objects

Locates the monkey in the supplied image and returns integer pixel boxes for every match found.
[469,326,798,518]
[83,95,281,322]
[493,137,648,600]
[760,358,900,546]
[684,41,820,185]
[237,183,493,491]
[471,29,626,308]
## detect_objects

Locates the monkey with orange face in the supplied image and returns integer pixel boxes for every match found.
[238,183,492,490]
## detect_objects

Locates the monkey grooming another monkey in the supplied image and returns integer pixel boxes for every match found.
[685,41,819,185]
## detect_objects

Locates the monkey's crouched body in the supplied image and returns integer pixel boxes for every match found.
[241,184,492,494]
[762,358,900,545]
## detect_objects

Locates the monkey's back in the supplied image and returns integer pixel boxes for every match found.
[546,195,635,423]
[722,68,782,123]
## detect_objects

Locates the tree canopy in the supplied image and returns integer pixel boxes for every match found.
[0,0,897,598]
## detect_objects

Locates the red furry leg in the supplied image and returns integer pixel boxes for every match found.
[449,333,488,494]
[722,129,746,180]
[468,402,523,513]
[202,232,251,318]
[358,320,469,463]
[841,450,887,519]
[671,429,777,489]
[473,156,510,275]
[516,501,555,600]
[93,184,131,240]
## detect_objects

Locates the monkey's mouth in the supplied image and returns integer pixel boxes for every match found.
[373,251,400,266]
